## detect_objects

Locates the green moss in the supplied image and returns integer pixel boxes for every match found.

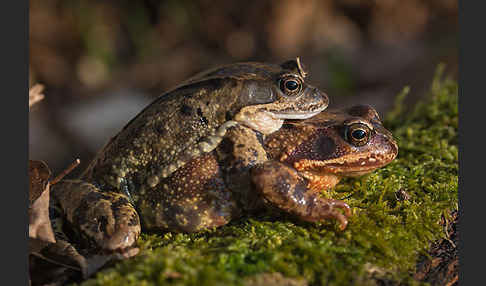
[81,66,458,286]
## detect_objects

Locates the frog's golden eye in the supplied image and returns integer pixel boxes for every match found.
[279,75,303,97]
[345,123,371,147]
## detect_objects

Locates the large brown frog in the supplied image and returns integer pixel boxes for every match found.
[50,104,397,257]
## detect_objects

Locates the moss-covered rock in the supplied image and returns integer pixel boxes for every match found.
[81,66,458,286]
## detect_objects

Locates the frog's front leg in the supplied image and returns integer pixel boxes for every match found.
[250,161,351,230]
[153,120,240,180]
[50,180,141,252]
[216,124,269,211]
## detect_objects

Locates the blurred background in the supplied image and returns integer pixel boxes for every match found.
[29,0,458,176]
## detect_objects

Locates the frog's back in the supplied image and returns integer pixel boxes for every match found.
[82,77,244,193]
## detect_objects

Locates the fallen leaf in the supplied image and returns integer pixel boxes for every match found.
[30,237,139,283]
[29,160,55,243]
[29,160,50,205]
[29,159,81,244]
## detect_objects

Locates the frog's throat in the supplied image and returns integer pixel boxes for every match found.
[272,108,326,120]
[234,109,284,135]
[300,171,342,191]
[235,105,326,135]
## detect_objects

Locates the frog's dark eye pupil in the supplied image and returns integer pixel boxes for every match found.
[352,129,366,140]
[285,80,299,91]
[280,76,303,96]
[346,123,371,146]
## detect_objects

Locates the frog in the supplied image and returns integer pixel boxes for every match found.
[40,58,329,261]
[48,104,397,258]
[250,104,398,230]
[82,57,329,195]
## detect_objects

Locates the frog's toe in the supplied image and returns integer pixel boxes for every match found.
[328,199,352,218]
[77,192,141,252]
[311,199,351,230]
[320,208,348,231]
[100,201,141,252]
[102,224,140,252]
[333,211,348,231]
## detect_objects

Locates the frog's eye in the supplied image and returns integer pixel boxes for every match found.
[345,123,371,146]
[279,75,303,97]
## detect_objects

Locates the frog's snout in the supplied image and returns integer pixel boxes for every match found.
[299,86,329,114]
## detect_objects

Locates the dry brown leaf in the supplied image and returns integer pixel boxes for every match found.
[29,159,81,244]
[29,188,56,243]
[31,237,139,282]
[29,160,51,205]
[29,160,56,243]
[29,83,45,108]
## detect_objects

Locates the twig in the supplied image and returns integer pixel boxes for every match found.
[50,159,81,185]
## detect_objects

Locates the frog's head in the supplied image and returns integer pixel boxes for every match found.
[180,58,328,134]
[227,57,329,134]
[267,105,398,188]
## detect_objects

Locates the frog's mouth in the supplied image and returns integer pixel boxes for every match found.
[295,152,397,177]
[272,107,326,120]
[327,156,396,176]
[309,165,385,177]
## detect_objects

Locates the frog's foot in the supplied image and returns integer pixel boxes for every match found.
[198,120,240,153]
[304,198,351,230]
[251,160,352,230]
[51,180,141,253]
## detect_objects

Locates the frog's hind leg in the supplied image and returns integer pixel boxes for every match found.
[33,200,138,280]
[251,161,351,230]
[139,153,239,233]
[50,180,141,253]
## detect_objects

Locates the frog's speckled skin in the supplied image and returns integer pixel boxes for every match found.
[50,105,397,254]
[81,58,329,203]
[50,58,329,254]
